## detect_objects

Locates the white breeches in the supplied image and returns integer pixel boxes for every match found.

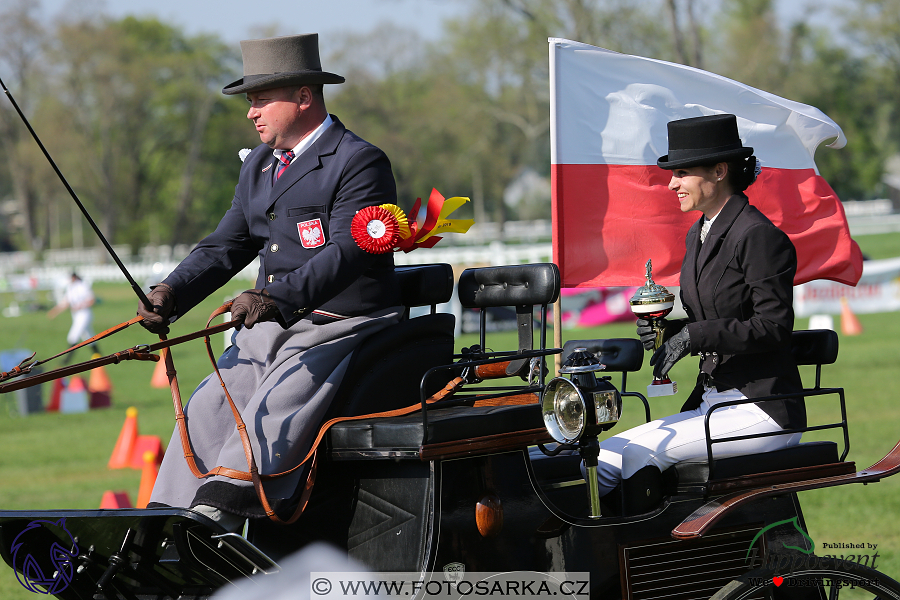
[590,387,802,495]
[67,309,93,346]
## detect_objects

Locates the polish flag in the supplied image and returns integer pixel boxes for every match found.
[550,38,864,288]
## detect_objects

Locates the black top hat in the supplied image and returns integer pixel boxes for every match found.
[222,34,344,95]
[657,114,753,170]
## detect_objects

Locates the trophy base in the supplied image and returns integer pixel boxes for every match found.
[647,379,677,397]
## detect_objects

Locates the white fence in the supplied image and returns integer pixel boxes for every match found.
[0,209,896,292]
[0,242,554,296]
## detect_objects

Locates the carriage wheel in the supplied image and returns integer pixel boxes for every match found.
[710,558,900,599]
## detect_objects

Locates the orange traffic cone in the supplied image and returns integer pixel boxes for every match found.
[840,297,863,336]
[150,357,169,389]
[136,450,159,508]
[129,435,165,470]
[108,407,139,469]
[99,490,133,509]
[88,355,111,391]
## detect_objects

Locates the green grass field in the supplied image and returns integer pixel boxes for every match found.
[0,231,898,598]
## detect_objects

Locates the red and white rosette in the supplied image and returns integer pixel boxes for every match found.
[351,206,401,254]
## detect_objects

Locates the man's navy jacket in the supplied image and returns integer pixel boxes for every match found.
[162,115,400,326]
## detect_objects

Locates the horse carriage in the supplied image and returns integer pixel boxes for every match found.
[1,261,900,599]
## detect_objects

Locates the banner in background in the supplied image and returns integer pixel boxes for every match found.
[795,257,900,317]
[560,287,637,328]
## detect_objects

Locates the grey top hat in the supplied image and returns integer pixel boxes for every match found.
[657,114,753,170]
[222,33,344,95]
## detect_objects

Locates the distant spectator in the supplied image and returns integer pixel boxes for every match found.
[47,273,101,363]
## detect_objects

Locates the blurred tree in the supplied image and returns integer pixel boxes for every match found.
[0,0,894,254]
[437,0,675,221]
[787,38,890,200]
[665,0,704,68]
[327,25,483,217]
[835,0,900,196]
[701,0,888,201]
[708,0,789,91]
[46,16,249,248]
[329,1,675,225]
[0,0,49,251]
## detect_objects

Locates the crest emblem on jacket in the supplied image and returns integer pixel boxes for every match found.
[298,218,325,249]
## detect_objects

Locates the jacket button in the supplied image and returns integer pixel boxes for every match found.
[270,243,279,252]
[268,212,276,220]
[267,275,275,283]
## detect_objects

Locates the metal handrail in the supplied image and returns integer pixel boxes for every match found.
[703,386,850,479]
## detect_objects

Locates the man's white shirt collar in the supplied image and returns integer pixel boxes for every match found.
[273,114,333,163]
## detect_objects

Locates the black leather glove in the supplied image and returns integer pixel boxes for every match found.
[636,318,658,351]
[636,318,685,351]
[650,327,691,379]
[231,289,281,329]
[138,283,176,335]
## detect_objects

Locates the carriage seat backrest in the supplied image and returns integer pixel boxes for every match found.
[791,329,839,367]
[457,263,560,353]
[396,263,455,312]
[457,263,560,309]
[561,338,644,373]
[327,264,456,418]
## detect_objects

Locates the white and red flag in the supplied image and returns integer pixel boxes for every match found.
[549,38,863,288]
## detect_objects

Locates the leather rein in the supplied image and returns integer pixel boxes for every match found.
[0,303,464,525]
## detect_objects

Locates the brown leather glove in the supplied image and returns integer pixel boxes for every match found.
[138,283,176,335]
[231,289,281,329]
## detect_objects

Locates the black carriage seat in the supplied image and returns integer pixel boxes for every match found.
[664,328,855,496]
[327,263,561,459]
[531,331,852,508]
[325,263,456,419]
[250,264,457,559]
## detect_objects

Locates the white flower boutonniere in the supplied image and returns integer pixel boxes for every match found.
[238,148,252,162]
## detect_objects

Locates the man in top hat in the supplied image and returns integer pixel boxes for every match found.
[138,34,402,529]
[589,114,804,514]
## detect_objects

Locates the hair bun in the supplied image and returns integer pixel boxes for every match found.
[747,155,759,184]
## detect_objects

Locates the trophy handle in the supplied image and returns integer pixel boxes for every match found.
[652,318,666,351]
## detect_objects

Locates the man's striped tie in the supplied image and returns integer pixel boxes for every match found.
[276,151,295,180]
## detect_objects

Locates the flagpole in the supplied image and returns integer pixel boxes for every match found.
[550,40,563,373]
[553,297,562,373]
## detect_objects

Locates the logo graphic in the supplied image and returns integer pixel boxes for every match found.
[12,518,79,594]
[746,517,816,561]
[443,562,465,583]
[298,219,325,249]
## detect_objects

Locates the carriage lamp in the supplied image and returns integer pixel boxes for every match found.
[541,348,621,444]
[630,259,677,397]
[541,348,622,518]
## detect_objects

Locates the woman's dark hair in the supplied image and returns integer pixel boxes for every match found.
[725,155,759,193]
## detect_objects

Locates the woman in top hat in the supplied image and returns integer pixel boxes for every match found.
[590,113,804,514]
